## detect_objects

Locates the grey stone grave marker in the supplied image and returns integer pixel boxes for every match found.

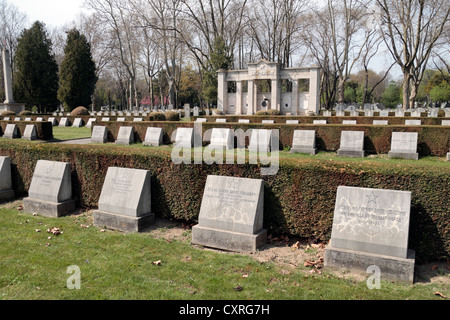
[91,126,108,143]
[23,160,75,217]
[342,120,357,125]
[290,130,317,155]
[238,119,250,123]
[93,167,154,233]
[115,126,134,145]
[48,117,57,126]
[174,127,194,148]
[405,119,421,126]
[3,123,18,139]
[373,120,388,125]
[441,120,450,126]
[286,120,299,124]
[0,156,14,202]
[325,186,415,283]
[337,131,365,158]
[72,118,83,127]
[191,175,267,251]
[388,132,419,160]
[208,128,234,150]
[22,124,37,141]
[248,129,272,152]
[216,118,227,123]
[143,127,163,147]
[313,120,327,124]
[59,118,69,127]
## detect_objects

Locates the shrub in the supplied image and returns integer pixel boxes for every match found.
[165,111,180,122]
[19,110,32,116]
[255,110,269,115]
[71,106,90,116]
[1,111,16,116]
[267,109,281,115]
[150,112,166,121]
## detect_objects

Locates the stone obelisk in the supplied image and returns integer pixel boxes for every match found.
[0,48,25,113]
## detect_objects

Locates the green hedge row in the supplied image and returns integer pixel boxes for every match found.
[0,121,53,140]
[94,121,450,157]
[0,140,448,263]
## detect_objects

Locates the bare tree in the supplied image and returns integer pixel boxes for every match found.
[377,0,450,109]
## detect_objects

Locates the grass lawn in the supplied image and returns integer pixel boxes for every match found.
[52,127,92,141]
[0,203,448,301]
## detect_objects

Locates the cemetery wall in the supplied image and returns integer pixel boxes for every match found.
[0,140,448,262]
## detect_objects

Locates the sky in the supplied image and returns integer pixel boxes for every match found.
[14,0,87,28]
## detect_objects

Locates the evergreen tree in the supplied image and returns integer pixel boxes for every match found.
[58,28,97,111]
[202,36,232,107]
[13,21,59,113]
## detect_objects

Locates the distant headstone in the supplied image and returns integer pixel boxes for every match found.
[442,120,450,126]
[48,117,57,126]
[23,160,75,217]
[196,118,207,122]
[143,127,163,147]
[323,111,332,117]
[36,117,43,122]
[248,129,272,152]
[22,124,37,141]
[184,104,190,118]
[337,131,365,158]
[373,120,388,125]
[14,117,21,121]
[193,107,199,117]
[388,132,419,160]
[86,118,96,128]
[208,128,234,150]
[364,110,374,117]
[3,117,10,121]
[395,110,404,117]
[59,118,69,127]
[72,118,83,127]
[336,111,345,117]
[216,119,227,123]
[91,126,108,143]
[0,156,14,202]
[101,117,110,122]
[24,117,32,121]
[3,124,18,139]
[262,120,274,124]
[93,167,154,233]
[290,130,317,155]
[428,109,438,117]
[238,119,250,123]
[410,111,421,117]
[313,120,327,124]
[115,126,135,145]
[379,110,389,117]
[191,175,266,251]
[174,128,193,148]
[325,186,415,283]
[133,118,143,122]
[286,120,299,124]
[117,117,126,122]
[405,119,421,126]
[342,120,357,125]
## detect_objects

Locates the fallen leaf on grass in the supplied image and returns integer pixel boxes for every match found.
[242,274,248,278]
[47,227,61,236]
[234,286,243,291]
[434,292,448,299]
[35,229,41,232]
[16,205,23,211]
[291,241,301,250]
[153,260,162,266]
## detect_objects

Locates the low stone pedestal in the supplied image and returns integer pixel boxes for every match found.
[23,197,75,218]
[93,210,154,233]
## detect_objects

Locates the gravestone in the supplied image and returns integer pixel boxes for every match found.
[23,160,75,217]
[91,126,108,143]
[0,156,14,202]
[48,117,57,126]
[286,120,299,124]
[191,175,266,252]
[36,117,43,122]
[395,110,404,117]
[193,107,199,117]
[59,118,69,127]
[441,120,450,126]
[410,111,421,117]
[208,128,234,150]
[72,118,83,127]
[342,120,357,125]
[447,151,450,161]
[117,117,126,122]
[313,120,327,124]
[143,127,163,147]
[248,129,272,152]
[337,131,365,158]
[174,127,194,148]
[14,117,21,121]
[428,109,438,117]
[379,110,389,117]
[216,119,227,123]
[184,104,190,118]
[93,167,154,233]
[22,124,37,141]
[3,124,18,139]
[324,186,415,283]
[101,117,110,122]
[262,120,274,124]
[86,118,96,128]
[196,118,207,122]
[3,117,9,121]
[405,119,421,126]
[238,119,250,123]
[336,111,345,117]
[388,132,419,160]
[24,117,32,121]
[133,118,143,122]
[290,130,317,155]
[323,111,332,117]
[115,126,135,145]
[364,110,374,117]
[373,120,388,125]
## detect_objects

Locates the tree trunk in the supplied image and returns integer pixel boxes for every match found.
[402,71,411,110]
[337,77,345,104]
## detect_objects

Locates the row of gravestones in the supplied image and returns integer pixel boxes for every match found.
[0,124,37,140]
[198,118,450,125]
[0,156,417,283]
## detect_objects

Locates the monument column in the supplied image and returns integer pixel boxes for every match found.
[308,68,321,115]
[217,70,228,114]
[271,79,280,112]
[236,80,243,115]
[2,49,14,104]
[247,80,255,115]
[291,79,298,115]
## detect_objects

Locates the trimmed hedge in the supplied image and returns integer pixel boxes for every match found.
[0,120,53,140]
[0,140,448,263]
[93,121,450,157]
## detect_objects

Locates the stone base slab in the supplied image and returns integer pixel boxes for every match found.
[446,153,450,161]
[0,189,15,202]
[337,150,365,158]
[93,210,155,233]
[291,148,317,155]
[23,197,76,218]
[191,225,267,252]
[324,245,415,283]
[388,151,419,160]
